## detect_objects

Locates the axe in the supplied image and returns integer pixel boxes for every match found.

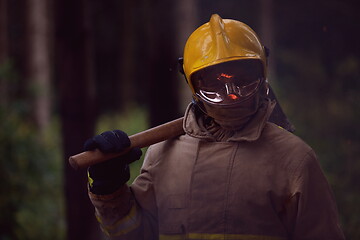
[69,87,294,170]
[69,117,184,170]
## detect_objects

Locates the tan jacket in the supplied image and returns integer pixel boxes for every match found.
[89,100,345,240]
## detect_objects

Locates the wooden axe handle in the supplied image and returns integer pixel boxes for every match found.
[69,117,185,170]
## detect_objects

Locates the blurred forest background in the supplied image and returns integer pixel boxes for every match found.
[0,0,359,239]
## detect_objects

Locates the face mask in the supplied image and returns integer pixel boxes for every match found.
[196,92,260,130]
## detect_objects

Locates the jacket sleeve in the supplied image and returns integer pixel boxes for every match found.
[286,150,345,240]
[88,147,159,239]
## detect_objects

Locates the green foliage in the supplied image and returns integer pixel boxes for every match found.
[96,105,149,184]
[0,63,65,240]
[0,108,65,240]
[275,23,360,239]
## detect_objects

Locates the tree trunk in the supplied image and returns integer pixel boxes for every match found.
[0,0,8,106]
[175,0,198,112]
[54,0,100,239]
[147,0,181,127]
[0,0,6,60]
[26,0,51,132]
[6,0,27,103]
[118,0,137,108]
[260,0,276,81]
[92,0,123,112]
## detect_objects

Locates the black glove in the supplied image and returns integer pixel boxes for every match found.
[84,130,142,195]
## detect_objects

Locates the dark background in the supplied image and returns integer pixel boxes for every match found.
[0,0,359,239]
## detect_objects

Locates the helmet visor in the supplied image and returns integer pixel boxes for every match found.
[191,60,264,105]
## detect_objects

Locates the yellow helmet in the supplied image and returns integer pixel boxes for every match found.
[183,14,267,95]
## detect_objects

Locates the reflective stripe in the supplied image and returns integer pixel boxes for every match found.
[159,233,285,240]
[87,171,94,188]
[96,204,141,237]
[159,235,184,240]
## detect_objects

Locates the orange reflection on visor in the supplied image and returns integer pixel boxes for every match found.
[227,94,238,100]
[217,73,234,81]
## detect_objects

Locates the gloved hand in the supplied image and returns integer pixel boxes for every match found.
[84,130,142,195]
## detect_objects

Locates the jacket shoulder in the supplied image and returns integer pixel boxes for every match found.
[262,122,313,152]
[259,122,317,172]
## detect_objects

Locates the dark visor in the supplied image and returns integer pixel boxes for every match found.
[191,60,264,105]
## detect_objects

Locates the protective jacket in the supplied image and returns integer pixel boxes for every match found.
[89,99,345,240]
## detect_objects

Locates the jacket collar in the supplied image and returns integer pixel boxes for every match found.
[183,99,276,142]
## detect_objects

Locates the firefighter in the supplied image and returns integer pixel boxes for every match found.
[85,14,345,239]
